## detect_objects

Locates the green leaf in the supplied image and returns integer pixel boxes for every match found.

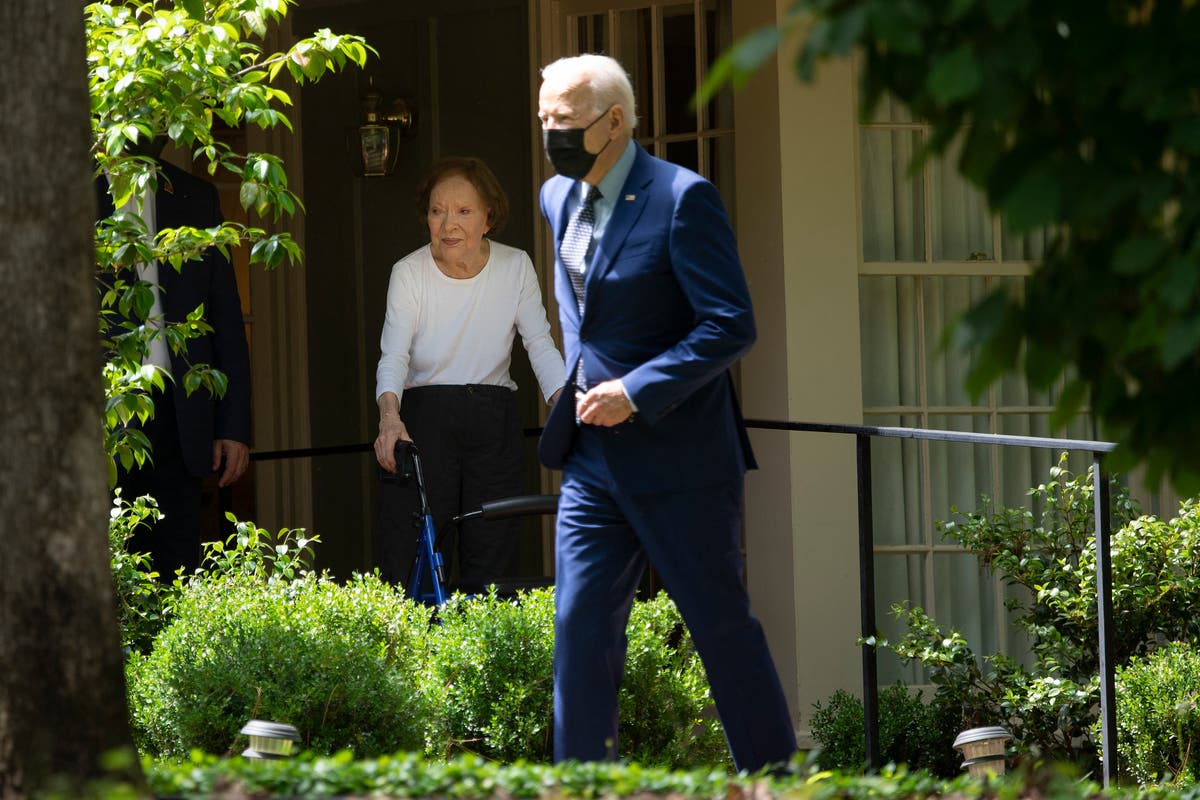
[998,167,1061,232]
[967,318,1023,400]
[697,24,781,105]
[1157,257,1200,311]
[1024,339,1064,389]
[1112,237,1168,276]
[948,0,978,23]
[1168,116,1200,153]
[947,287,1009,351]
[1049,379,1088,431]
[250,238,281,267]
[1161,318,1200,370]
[868,4,926,55]
[986,0,1027,26]
[183,369,202,396]
[239,181,262,211]
[180,0,204,22]
[808,6,867,58]
[927,45,982,105]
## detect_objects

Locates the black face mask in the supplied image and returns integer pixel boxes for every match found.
[542,106,613,180]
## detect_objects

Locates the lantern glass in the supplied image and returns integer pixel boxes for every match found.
[358,123,398,177]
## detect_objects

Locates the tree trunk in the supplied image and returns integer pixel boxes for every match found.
[0,1,144,796]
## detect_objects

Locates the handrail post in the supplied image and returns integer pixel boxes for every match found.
[1094,452,1117,786]
[856,434,880,771]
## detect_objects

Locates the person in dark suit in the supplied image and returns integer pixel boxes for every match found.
[536,54,797,773]
[99,158,251,578]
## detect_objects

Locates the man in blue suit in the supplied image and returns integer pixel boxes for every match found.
[537,54,797,773]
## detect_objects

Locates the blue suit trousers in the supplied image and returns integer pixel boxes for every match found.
[553,427,797,772]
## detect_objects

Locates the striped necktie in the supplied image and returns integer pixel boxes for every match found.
[560,185,601,392]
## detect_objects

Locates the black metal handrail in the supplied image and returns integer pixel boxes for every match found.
[248,419,1122,785]
[743,418,1119,785]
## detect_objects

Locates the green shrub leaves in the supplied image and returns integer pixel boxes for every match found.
[123,529,727,769]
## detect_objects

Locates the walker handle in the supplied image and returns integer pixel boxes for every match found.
[453,494,560,523]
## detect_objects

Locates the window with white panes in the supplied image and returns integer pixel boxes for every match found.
[554,0,735,213]
[858,94,1095,683]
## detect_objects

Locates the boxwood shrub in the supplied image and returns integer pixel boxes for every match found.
[421,587,727,767]
[127,570,436,758]
[125,526,728,768]
[1110,641,1200,786]
[809,684,961,777]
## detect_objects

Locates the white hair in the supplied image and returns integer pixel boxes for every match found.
[541,54,639,132]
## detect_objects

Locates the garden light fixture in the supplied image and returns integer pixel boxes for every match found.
[953,726,1012,778]
[240,719,301,759]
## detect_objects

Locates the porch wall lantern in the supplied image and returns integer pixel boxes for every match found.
[953,726,1012,779]
[351,77,416,178]
[240,719,301,759]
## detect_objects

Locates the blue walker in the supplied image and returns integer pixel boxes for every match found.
[392,441,558,606]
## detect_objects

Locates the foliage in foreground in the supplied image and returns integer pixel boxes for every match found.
[879,457,1200,780]
[140,755,1161,800]
[123,522,726,769]
[709,0,1200,492]
[55,755,1200,800]
[141,751,932,800]
[109,490,177,655]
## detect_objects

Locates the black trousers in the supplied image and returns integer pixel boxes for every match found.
[375,384,524,594]
[117,390,204,579]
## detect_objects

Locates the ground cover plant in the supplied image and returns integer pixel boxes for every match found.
[135,753,1121,800]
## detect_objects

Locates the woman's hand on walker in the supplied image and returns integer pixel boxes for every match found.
[375,416,413,472]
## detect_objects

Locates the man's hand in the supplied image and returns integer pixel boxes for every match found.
[213,439,250,487]
[576,379,635,427]
[375,416,413,472]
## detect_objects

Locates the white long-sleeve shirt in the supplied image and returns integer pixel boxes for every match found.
[375,242,565,404]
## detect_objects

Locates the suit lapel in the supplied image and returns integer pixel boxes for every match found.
[586,146,652,293]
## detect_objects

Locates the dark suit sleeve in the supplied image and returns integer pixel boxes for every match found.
[620,178,756,424]
[163,163,252,447]
[200,183,252,445]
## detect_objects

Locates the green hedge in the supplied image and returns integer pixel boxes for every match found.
[880,460,1200,773]
[809,685,961,777]
[127,572,434,757]
[1111,641,1200,786]
[425,589,725,767]
[125,527,726,769]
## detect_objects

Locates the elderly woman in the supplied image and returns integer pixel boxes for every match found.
[374,156,564,593]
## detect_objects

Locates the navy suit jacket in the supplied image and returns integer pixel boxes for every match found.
[538,144,756,492]
[98,161,251,477]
